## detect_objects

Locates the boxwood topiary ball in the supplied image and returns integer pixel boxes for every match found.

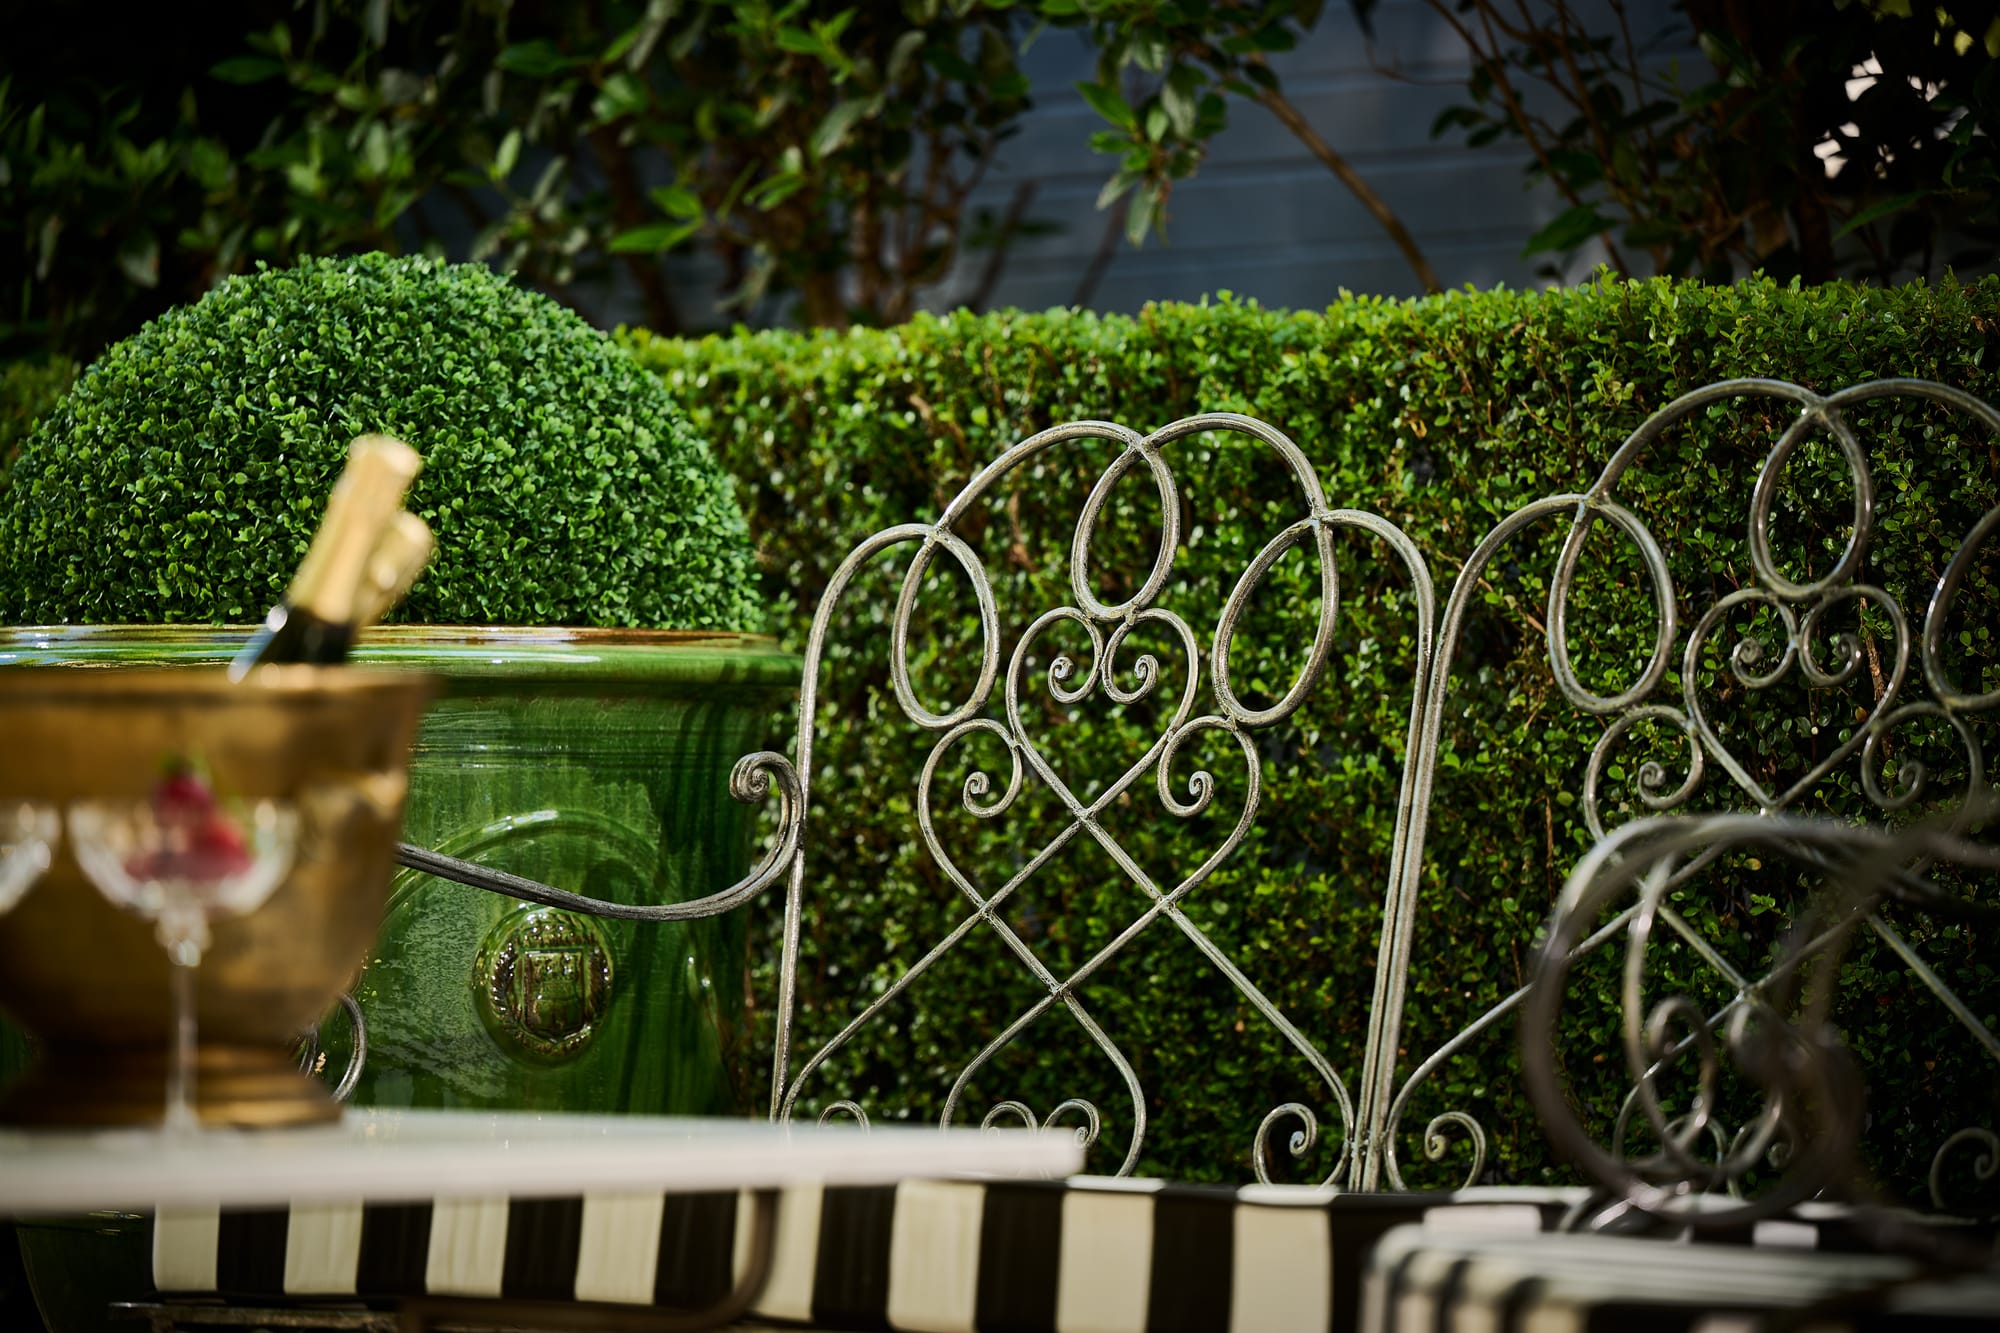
[0,253,761,631]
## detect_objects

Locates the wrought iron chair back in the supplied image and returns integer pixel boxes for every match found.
[1365,377,2000,1204]
[753,412,1436,1183]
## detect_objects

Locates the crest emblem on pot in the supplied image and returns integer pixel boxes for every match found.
[474,907,614,1063]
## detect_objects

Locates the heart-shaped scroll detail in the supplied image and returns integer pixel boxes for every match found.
[1681,583,1910,811]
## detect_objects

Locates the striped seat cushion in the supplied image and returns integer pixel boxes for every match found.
[1362,1222,2000,1332]
[150,1180,1974,1333]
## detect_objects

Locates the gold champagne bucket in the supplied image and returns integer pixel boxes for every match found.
[0,667,433,1127]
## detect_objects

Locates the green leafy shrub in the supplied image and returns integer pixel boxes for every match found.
[0,356,77,478]
[626,275,2000,1201]
[0,253,759,630]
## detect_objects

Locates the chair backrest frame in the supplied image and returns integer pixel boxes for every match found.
[727,377,1997,1197]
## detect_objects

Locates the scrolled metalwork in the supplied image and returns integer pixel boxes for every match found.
[1418,1112,1488,1188]
[1928,1127,1999,1212]
[1522,810,1999,1231]
[393,748,804,922]
[981,1098,1103,1150]
[295,990,367,1103]
[664,379,1992,1207]
[1363,377,2000,1193]
[1252,1103,1335,1185]
[762,413,1434,1179]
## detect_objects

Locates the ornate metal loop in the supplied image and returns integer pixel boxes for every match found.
[1582,704,1705,839]
[1101,613,1177,707]
[1155,715,1241,821]
[919,718,1024,830]
[1041,614,1106,707]
[1002,606,1203,806]
[1252,1103,1320,1185]
[890,528,1004,731]
[1922,500,2000,713]
[1677,583,1912,814]
[981,1100,1038,1130]
[1211,516,1341,729]
[1630,993,1726,1183]
[1746,399,1874,601]
[1521,812,1923,1228]
[1928,1127,1999,1212]
[1421,1112,1488,1190]
[328,991,367,1103]
[979,1098,1103,1152]
[1546,497,1680,717]
[1612,1097,1737,1195]
[1070,440,1182,622]
[296,991,368,1104]
[1709,588,1802,692]
[1728,1115,1796,1178]
[819,1100,870,1128]
[1858,701,1982,815]
[394,748,803,922]
[1045,1098,1103,1148]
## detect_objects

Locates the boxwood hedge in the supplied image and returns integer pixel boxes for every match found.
[0,254,759,630]
[627,275,1999,1202]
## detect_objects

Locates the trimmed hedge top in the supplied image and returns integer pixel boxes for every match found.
[0,253,760,630]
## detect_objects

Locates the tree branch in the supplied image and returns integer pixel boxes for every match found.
[586,125,684,335]
[966,179,1039,314]
[1254,87,1442,294]
[1073,191,1131,308]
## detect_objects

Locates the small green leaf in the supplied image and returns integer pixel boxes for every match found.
[210,56,284,84]
[744,170,807,209]
[1096,167,1140,211]
[492,129,521,181]
[592,71,651,123]
[1834,192,1926,238]
[810,99,870,160]
[1522,204,1611,256]
[650,184,703,219]
[775,27,827,57]
[1125,185,1159,245]
[1160,77,1198,139]
[118,232,161,289]
[610,221,700,253]
[496,41,581,77]
[1077,80,1136,131]
[887,30,926,82]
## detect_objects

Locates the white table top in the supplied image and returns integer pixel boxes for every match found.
[0,1109,1083,1215]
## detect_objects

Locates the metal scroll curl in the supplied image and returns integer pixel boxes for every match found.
[1521,809,2000,1231]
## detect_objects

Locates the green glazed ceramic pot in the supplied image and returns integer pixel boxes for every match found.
[0,623,798,1115]
[0,624,798,1333]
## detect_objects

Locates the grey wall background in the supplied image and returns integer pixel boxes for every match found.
[656,0,1694,324]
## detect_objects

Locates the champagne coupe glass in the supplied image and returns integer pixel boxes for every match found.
[68,774,299,1133]
[0,801,58,915]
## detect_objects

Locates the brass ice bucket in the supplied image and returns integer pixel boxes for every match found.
[0,667,433,1127]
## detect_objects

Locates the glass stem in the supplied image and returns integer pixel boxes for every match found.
[165,957,199,1133]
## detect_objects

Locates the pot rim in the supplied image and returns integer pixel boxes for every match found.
[0,623,779,648]
[0,663,437,702]
[0,624,800,689]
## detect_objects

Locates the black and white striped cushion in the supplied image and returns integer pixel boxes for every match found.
[1361,1223,2000,1333]
[153,1181,1980,1332]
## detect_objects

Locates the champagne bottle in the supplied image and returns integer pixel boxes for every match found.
[353,511,435,628]
[228,435,423,679]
